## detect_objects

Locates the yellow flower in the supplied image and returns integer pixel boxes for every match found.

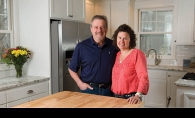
[11,50,28,57]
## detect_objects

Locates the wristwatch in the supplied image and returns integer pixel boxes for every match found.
[135,92,143,98]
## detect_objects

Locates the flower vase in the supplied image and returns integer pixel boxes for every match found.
[14,64,23,78]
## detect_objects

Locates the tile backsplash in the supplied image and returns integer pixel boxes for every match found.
[175,45,195,66]
[147,45,195,66]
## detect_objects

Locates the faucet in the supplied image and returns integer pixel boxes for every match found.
[146,49,161,66]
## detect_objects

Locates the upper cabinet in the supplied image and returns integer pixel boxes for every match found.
[50,0,86,22]
[176,0,195,45]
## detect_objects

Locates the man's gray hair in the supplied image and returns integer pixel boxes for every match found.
[90,15,108,28]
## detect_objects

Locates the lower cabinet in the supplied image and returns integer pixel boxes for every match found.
[1,81,49,108]
[0,104,6,108]
[0,91,6,108]
[144,69,187,108]
[167,71,187,108]
[144,70,167,108]
[7,92,49,108]
[176,86,195,108]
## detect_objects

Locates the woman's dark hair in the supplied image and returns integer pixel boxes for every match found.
[112,24,137,49]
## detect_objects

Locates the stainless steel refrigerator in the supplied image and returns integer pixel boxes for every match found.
[50,20,91,94]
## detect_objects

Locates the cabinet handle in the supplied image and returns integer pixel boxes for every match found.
[68,15,73,17]
[168,75,170,77]
[174,40,176,42]
[27,90,33,94]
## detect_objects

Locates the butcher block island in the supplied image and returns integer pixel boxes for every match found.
[12,91,144,108]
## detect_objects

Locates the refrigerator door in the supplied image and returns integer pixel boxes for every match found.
[51,20,63,94]
[61,20,79,92]
[61,20,78,51]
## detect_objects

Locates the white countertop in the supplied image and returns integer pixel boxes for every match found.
[175,79,195,87]
[147,65,195,72]
[0,76,50,91]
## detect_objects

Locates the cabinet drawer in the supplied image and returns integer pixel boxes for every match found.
[30,92,49,101]
[0,104,6,108]
[7,97,29,108]
[6,81,49,102]
[0,91,6,105]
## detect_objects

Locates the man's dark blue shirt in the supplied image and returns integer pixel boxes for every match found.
[68,36,118,84]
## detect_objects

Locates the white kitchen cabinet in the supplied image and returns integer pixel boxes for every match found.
[176,0,195,45]
[6,81,49,108]
[86,0,94,24]
[94,0,134,39]
[50,0,85,22]
[0,104,6,108]
[144,70,167,108]
[0,91,6,108]
[7,92,48,108]
[167,71,186,108]
[176,86,195,108]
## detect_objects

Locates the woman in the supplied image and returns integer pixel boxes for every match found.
[111,24,149,104]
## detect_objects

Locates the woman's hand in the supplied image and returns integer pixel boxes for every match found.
[127,95,141,104]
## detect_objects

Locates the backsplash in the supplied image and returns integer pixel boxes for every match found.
[147,45,195,66]
[175,45,195,66]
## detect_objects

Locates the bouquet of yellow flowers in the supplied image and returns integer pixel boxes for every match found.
[1,46,31,77]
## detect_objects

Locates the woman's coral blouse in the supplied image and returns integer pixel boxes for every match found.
[111,49,149,95]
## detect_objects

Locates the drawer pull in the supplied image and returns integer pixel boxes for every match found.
[27,90,33,94]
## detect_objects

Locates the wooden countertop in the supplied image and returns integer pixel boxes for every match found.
[12,91,144,108]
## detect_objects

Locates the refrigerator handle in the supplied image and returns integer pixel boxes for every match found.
[76,39,83,44]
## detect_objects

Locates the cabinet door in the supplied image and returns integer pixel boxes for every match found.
[0,104,6,108]
[184,93,195,108]
[86,0,94,24]
[0,91,6,105]
[176,86,195,107]
[50,0,85,22]
[94,0,111,38]
[30,92,49,101]
[6,81,49,103]
[50,0,69,19]
[72,0,85,22]
[176,0,195,45]
[7,97,29,108]
[110,1,129,37]
[145,70,167,108]
[167,71,186,108]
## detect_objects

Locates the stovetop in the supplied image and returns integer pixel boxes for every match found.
[181,72,195,80]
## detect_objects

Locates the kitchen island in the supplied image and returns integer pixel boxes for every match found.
[175,79,195,107]
[12,91,144,108]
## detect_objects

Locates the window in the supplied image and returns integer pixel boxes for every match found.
[138,7,173,59]
[0,0,12,64]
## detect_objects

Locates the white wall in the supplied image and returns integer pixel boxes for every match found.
[16,0,50,77]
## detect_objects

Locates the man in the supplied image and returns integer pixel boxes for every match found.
[68,15,118,96]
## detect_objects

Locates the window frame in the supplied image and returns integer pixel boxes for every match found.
[0,0,14,70]
[137,7,175,59]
